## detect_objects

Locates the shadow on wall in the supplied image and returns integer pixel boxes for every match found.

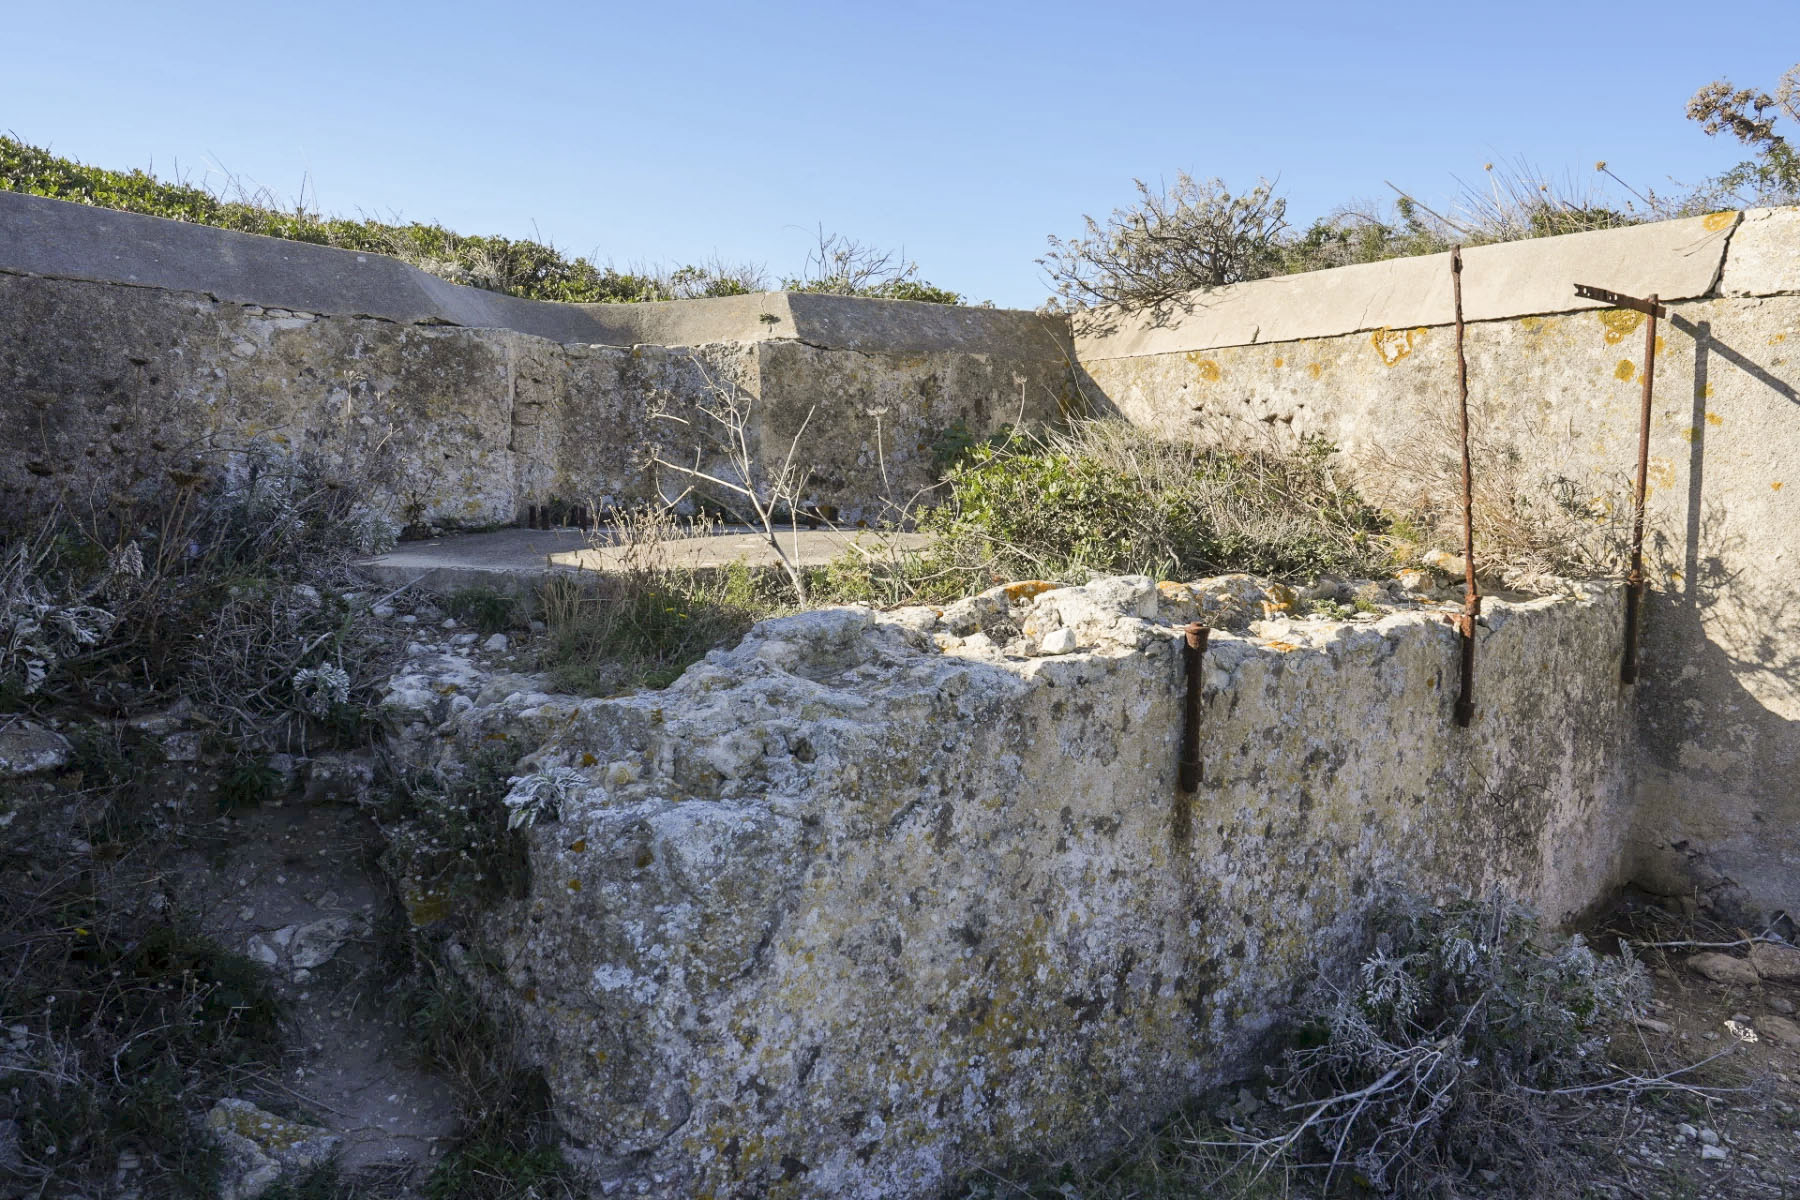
[1634,315,1800,923]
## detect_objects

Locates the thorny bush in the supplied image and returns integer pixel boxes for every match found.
[1259,893,1650,1195]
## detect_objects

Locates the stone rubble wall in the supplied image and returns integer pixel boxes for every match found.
[1074,208,1800,921]
[380,576,1633,1199]
[0,190,1073,529]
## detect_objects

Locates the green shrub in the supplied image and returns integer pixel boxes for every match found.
[924,421,1392,584]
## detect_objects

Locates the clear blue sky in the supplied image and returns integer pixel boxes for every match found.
[5,1,1796,308]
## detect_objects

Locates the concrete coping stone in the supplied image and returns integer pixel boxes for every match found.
[0,190,1070,357]
[1073,209,1754,360]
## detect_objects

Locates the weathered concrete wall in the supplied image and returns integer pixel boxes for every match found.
[0,190,1072,527]
[1074,209,1799,920]
[379,576,1632,1198]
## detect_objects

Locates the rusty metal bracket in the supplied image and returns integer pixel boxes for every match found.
[1451,247,1481,728]
[1574,282,1663,684]
[1574,284,1668,319]
[1178,623,1210,793]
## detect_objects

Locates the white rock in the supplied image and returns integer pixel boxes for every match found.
[289,916,358,970]
[483,633,510,653]
[451,632,481,647]
[1701,1144,1729,1162]
[0,722,71,777]
[1700,1128,1721,1146]
[206,1098,340,1200]
[372,603,396,619]
[1038,628,1077,655]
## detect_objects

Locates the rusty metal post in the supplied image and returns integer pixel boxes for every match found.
[1178,623,1210,792]
[1451,247,1480,728]
[1574,283,1668,685]
[1622,294,1660,684]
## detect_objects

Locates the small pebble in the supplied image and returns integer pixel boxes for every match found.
[483,633,509,652]
[1701,1144,1729,1162]
[399,614,418,625]
[1700,1128,1721,1146]
[372,604,396,618]
[442,617,458,629]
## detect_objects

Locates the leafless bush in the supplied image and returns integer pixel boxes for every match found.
[1039,175,1289,325]
[648,358,820,604]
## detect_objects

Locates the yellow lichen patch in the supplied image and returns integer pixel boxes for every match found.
[569,838,588,853]
[1648,459,1676,491]
[1156,580,1191,599]
[1614,359,1637,382]
[1682,428,1698,443]
[1263,640,1300,652]
[1518,315,1559,334]
[580,752,598,767]
[1705,411,1723,426]
[1185,352,1222,382]
[484,731,508,741]
[567,878,582,893]
[1370,326,1425,367]
[1703,382,1715,399]
[1261,584,1297,616]
[1273,356,1285,368]
[1003,580,1057,603]
[1599,310,1645,345]
[1307,362,1324,379]
[1775,482,1786,492]
[1702,210,1737,232]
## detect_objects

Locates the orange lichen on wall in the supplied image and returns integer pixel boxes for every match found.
[1003,581,1057,602]
[1185,352,1222,382]
[1615,360,1637,382]
[1599,310,1644,346]
[1702,210,1737,231]
[1371,326,1427,367]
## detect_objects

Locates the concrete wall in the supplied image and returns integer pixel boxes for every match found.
[0,190,1073,527]
[379,576,1633,1199]
[1075,209,1799,920]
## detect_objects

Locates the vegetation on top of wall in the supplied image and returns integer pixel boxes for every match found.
[919,420,1393,585]
[0,135,969,307]
[1042,64,1799,320]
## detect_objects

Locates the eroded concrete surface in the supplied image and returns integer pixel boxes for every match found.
[380,575,1632,1198]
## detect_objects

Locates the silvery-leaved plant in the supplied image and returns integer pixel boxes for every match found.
[503,767,587,830]
[1,542,116,695]
[291,663,351,717]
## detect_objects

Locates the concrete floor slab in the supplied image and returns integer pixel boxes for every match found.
[359,526,932,593]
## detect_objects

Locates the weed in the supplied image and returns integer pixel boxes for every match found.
[0,858,284,1198]
[536,508,776,696]
[446,587,519,636]
[379,752,532,908]
[218,757,286,812]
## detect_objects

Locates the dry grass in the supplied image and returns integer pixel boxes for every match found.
[1360,405,1633,591]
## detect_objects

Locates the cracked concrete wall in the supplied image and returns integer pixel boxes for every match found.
[1074,209,1800,919]
[380,577,1633,1199]
[0,190,1072,528]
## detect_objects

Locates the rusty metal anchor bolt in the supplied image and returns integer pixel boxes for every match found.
[1178,623,1210,793]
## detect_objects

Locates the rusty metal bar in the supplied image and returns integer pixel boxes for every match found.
[1451,246,1480,728]
[1574,283,1668,684]
[1624,292,1661,684]
[1178,622,1210,793]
